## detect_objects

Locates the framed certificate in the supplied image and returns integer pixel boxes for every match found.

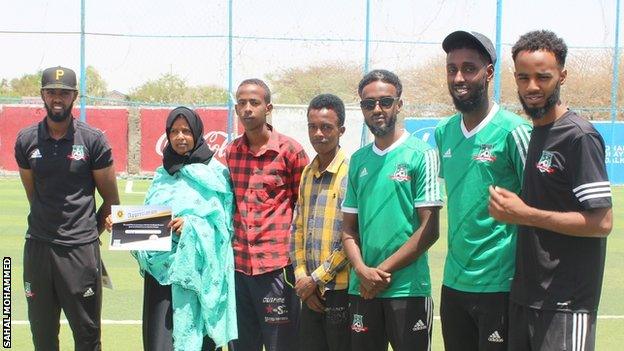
[109,205,172,251]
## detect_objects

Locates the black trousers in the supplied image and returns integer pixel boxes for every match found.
[298,289,350,351]
[23,239,102,351]
[143,273,218,351]
[349,295,433,351]
[440,285,509,351]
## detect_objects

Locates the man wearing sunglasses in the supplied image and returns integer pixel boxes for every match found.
[342,69,443,351]
[434,31,531,351]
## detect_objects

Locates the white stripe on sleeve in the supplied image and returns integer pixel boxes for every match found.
[511,125,530,166]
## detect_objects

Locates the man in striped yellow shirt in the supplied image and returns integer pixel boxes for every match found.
[291,93,350,351]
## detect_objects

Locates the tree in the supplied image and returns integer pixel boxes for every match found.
[10,71,42,97]
[129,73,227,104]
[0,78,16,97]
[4,66,109,99]
[85,66,108,97]
[186,85,228,105]
[268,63,362,104]
[399,56,451,117]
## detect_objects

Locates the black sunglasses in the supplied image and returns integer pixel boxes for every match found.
[359,96,399,110]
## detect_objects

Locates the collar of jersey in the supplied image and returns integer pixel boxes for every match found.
[460,102,499,139]
[311,148,346,177]
[40,117,75,141]
[372,131,409,156]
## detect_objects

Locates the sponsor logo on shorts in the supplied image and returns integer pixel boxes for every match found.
[326,306,348,325]
[263,297,289,324]
[556,300,572,308]
[263,297,285,303]
[264,304,288,316]
[83,287,95,298]
[412,319,427,331]
[351,313,368,333]
[488,330,504,343]
[24,282,34,298]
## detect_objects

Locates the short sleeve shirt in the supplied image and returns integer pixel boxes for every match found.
[342,133,443,298]
[435,105,531,292]
[14,117,113,246]
[226,125,309,275]
[511,110,612,312]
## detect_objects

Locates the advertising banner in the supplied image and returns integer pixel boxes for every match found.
[139,108,231,172]
[0,106,128,172]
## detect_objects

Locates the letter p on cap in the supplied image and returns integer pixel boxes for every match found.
[55,69,64,80]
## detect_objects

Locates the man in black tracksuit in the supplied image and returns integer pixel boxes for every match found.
[488,31,613,351]
[14,66,120,351]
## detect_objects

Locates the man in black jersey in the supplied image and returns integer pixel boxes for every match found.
[14,66,120,351]
[487,30,613,351]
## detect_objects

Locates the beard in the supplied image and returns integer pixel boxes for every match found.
[366,113,397,137]
[450,81,488,113]
[519,83,560,120]
[45,101,74,122]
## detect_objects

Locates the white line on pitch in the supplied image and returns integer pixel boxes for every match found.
[123,180,134,194]
[12,320,142,325]
[11,315,624,326]
[123,180,146,195]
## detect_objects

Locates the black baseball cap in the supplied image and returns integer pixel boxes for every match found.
[442,31,497,66]
[41,66,78,91]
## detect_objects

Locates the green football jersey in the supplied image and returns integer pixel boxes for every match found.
[342,132,443,298]
[435,104,531,292]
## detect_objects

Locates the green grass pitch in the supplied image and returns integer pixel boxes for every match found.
[0,178,622,350]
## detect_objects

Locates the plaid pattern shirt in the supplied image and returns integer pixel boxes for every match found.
[291,149,350,292]
[226,125,309,275]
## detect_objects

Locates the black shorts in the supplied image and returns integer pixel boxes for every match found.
[228,266,300,351]
[349,295,433,351]
[508,301,597,351]
[23,239,102,351]
[440,285,509,351]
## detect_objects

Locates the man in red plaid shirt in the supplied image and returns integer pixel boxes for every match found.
[226,78,309,351]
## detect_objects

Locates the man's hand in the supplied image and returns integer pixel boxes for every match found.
[104,214,113,232]
[93,165,120,234]
[295,276,318,301]
[356,266,391,300]
[360,282,388,300]
[488,186,531,225]
[305,291,325,313]
[169,217,185,235]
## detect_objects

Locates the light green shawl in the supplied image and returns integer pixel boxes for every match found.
[133,160,237,350]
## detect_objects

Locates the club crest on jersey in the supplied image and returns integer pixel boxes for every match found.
[25,281,35,298]
[351,314,368,333]
[536,151,556,174]
[473,144,496,162]
[68,145,86,161]
[390,164,411,182]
